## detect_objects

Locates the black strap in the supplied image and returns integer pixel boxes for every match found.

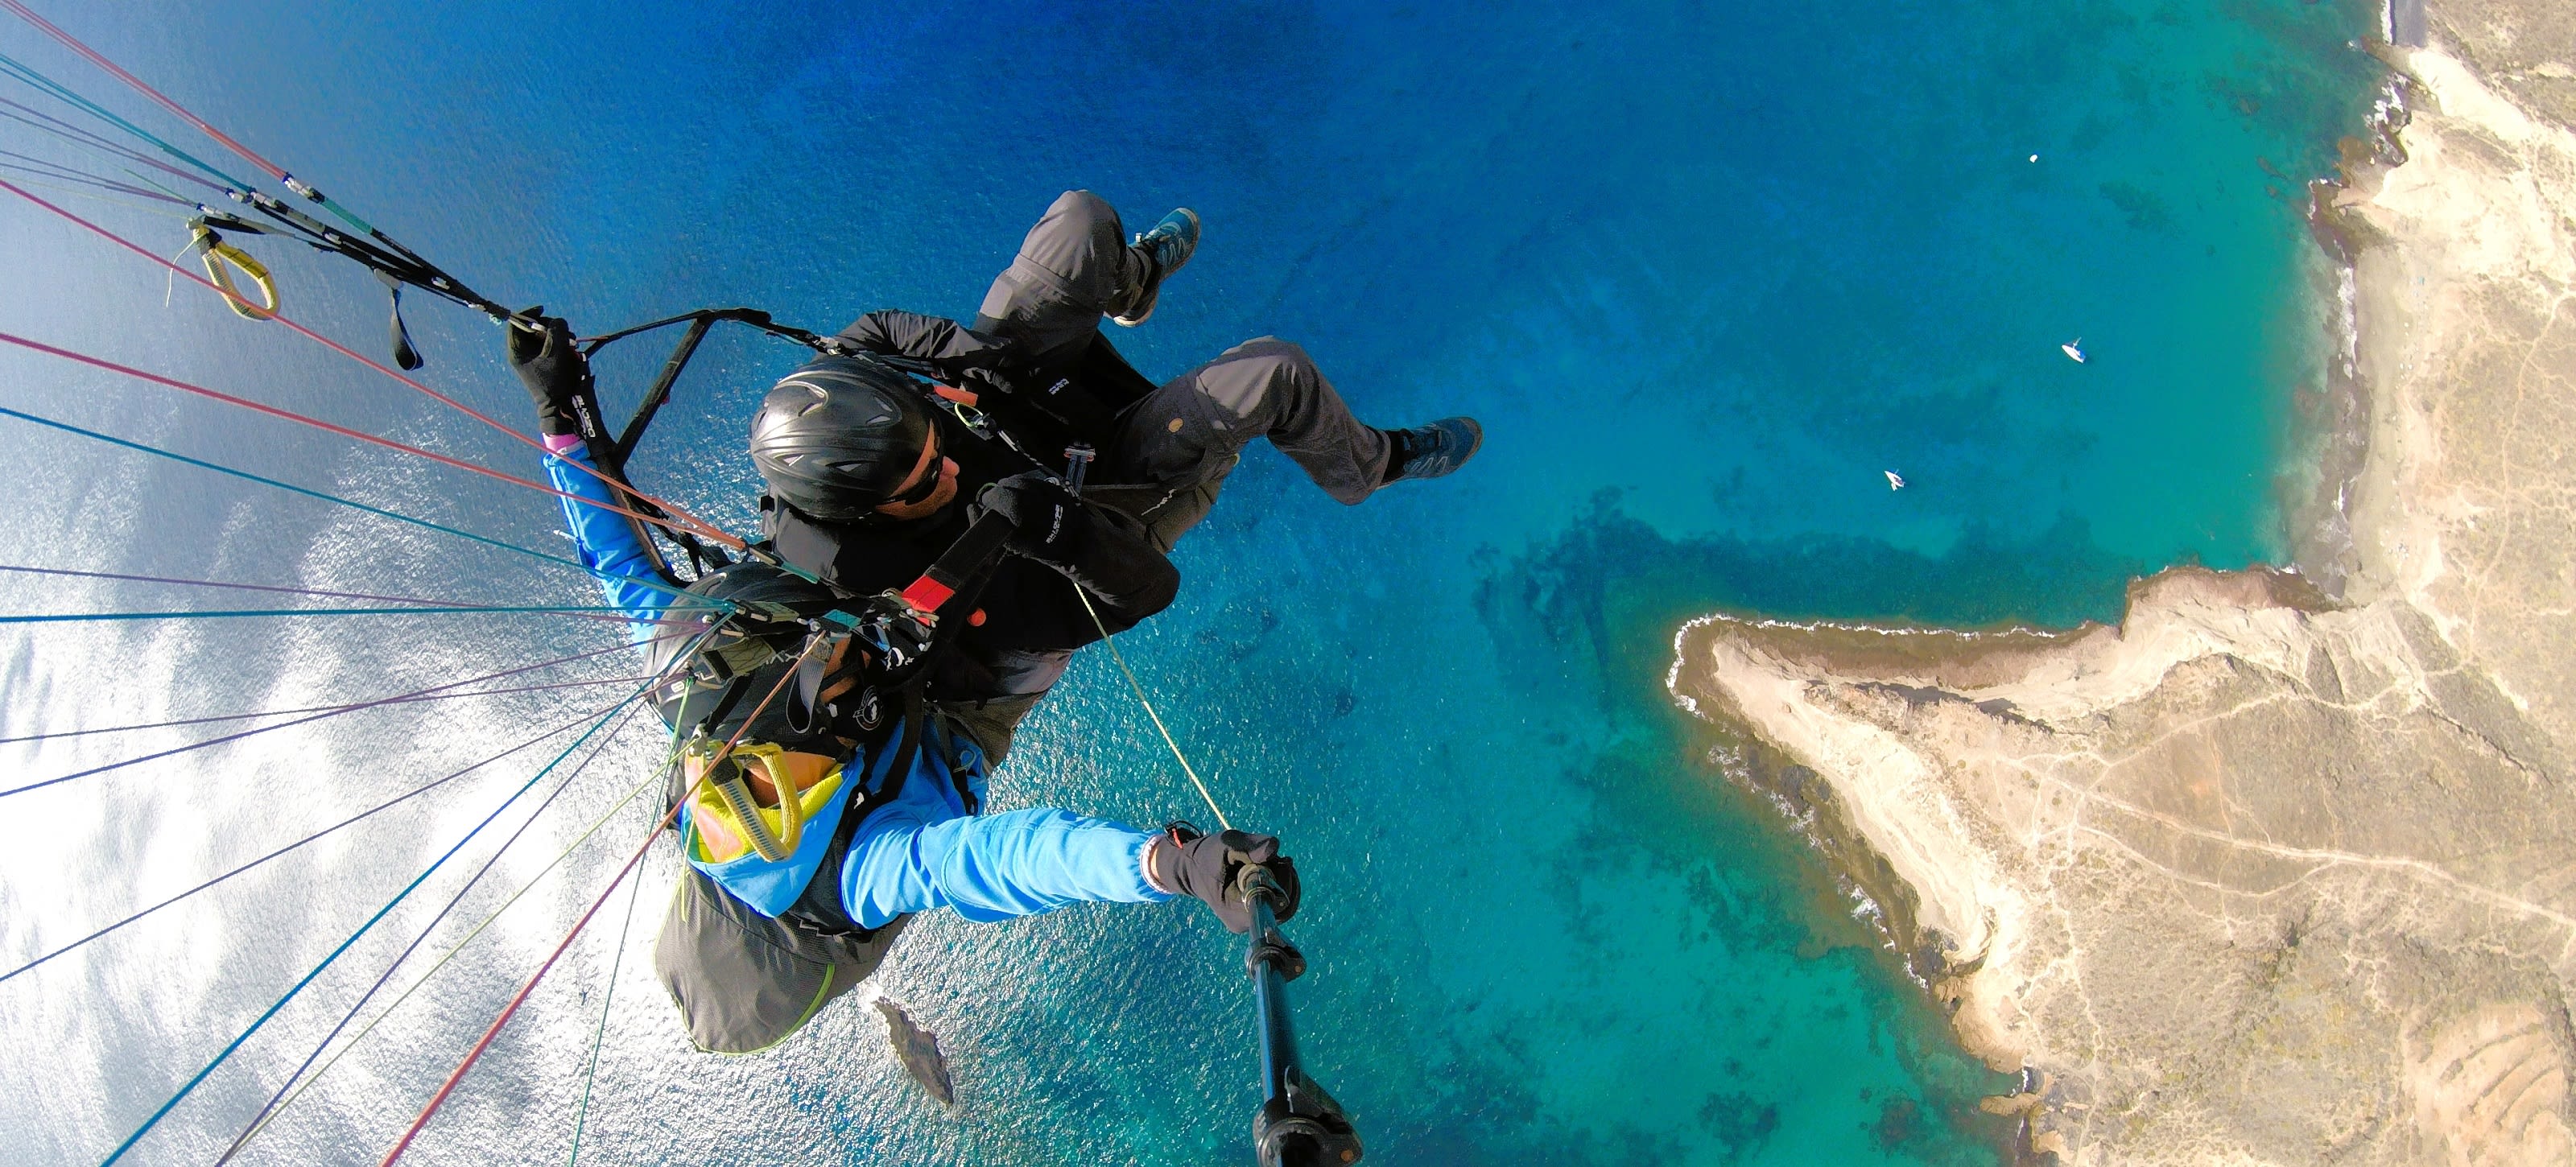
[784,695,927,934]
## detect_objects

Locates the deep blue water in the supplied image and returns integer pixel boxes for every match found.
[0,2,2385,1163]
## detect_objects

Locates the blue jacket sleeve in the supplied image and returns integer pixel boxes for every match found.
[839,806,1172,929]
[538,439,672,641]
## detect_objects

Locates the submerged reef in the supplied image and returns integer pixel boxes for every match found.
[1670,7,2576,1162]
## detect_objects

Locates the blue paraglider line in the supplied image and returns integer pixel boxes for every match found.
[0,405,710,607]
[88,650,693,1167]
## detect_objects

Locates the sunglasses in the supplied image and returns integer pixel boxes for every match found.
[881,431,945,508]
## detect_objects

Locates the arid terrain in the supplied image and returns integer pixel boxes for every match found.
[1670,6,2576,1162]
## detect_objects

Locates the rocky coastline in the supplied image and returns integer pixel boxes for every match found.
[1670,10,2576,1164]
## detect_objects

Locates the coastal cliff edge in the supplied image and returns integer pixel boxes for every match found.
[1668,10,2576,1164]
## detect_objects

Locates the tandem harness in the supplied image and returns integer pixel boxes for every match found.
[645,501,1014,1054]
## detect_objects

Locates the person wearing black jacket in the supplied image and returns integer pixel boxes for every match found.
[752,190,1484,758]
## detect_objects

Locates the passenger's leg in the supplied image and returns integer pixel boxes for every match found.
[937,691,1047,765]
[933,648,1070,763]
[972,191,1133,369]
[1106,338,1395,546]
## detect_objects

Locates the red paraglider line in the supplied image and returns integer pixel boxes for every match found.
[0,179,746,551]
[378,637,821,1165]
[0,0,287,179]
[0,331,708,544]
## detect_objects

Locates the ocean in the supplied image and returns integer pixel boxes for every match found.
[0,1,2388,1163]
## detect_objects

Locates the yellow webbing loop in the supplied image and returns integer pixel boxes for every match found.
[189,224,279,320]
[683,741,842,864]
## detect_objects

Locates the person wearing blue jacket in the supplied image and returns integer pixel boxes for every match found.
[509,315,1298,1055]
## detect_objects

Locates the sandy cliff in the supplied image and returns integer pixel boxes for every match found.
[1669,14,2576,1165]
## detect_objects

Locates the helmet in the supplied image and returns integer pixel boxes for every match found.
[749,354,934,523]
[646,563,852,747]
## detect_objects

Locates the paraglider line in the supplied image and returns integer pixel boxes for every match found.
[0,93,228,194]
[563,835,645,1167]
[0,672,653,745]
[0,146,188,202]
[0,327,727,548]
[0,179,745,550]
[0,698,634,986]
[0,562,630,612]
[236,758,677,1151]
[0,48,254,192]
[0,403,704,605]
[0,0,285,179]
[0,641,637,801]
[2,603,671,625]
[90,679,663,1167]
[214,699,655,1164]
[378,637,823,1165]
[1074,588,1232,830]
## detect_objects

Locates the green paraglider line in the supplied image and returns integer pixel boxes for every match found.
[233,752,684,1154]
[0,47,255,192]
[564,843,646,1167]
[87,654,689,1167]
[0,672,653,746]
[0,92,230,196]
[0,697,635,986]
[212,699,656,1165]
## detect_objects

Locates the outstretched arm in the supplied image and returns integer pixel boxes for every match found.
[838,806,1172,930]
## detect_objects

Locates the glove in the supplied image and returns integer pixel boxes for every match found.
[970,471,1085,563]
[505,308,601,440]
[1151,824,1301,934]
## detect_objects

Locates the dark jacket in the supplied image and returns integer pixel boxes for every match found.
[762,311,1179,703]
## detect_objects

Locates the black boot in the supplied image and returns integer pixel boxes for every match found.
[1109,208,1201,328]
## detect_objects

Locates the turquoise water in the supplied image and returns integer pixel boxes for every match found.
[0,1,2387,1163]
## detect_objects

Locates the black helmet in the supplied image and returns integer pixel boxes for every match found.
[749,354,934,523]
[647,563,851,746]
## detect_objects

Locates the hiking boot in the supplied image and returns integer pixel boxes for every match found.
[1110,208,1201,328]
[1382,417,1484,485]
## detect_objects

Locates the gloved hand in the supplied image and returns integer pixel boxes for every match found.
[505,308,601,440]
[1151,824,1301,934]
[970,471,1084,563]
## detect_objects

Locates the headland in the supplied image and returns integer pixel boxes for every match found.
[1668,6,2576,1161]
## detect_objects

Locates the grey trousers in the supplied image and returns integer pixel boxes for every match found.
[950,192,1394,759]
[974,190,1394,538]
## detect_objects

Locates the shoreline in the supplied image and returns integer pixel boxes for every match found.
[2286,68,2415,598]
[1670,20,2576,1166]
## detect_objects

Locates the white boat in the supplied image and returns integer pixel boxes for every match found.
[1885,470,1905,490]
[2062,338,2086,363]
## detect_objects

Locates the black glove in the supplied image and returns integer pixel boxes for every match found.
[505,308,601,440]
[970,471,1084,563]
[1152,824,1301,934]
